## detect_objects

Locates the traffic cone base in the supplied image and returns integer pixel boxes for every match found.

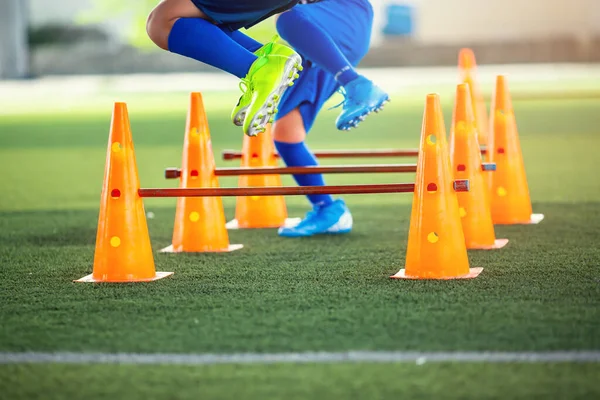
[391,267,483,280]
[468,238,509,250]
[75,271,173,283]
[159,243,243,253]
[225,217,301,230]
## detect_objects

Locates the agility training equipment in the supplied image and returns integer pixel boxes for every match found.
[161,93,242,253]
[488,75,544,225]
[391,94,482,280]
[458,48,490,148]
[75,103,173,283]
[450,83,508,250]
[221,148,487,160]
[225,125,297,230]
[78,90,481,283]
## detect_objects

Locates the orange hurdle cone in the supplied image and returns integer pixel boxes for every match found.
[488,76,544,225]
[458,48,490,148]
[76,103,173,283]
[225,124,300,229]
[450,83,508,250]
[391,94,482,280]
[161,92,243,253]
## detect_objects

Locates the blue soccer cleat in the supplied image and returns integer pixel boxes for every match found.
[278,199,353,238]
[333,76,390,131]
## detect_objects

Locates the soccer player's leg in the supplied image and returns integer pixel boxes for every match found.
[276,0,389,131]
[146,0,302,135]
[146,0,259,78]
[273,67,352,238]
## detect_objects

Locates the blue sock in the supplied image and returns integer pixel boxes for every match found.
[275,141,334,206]
[225,30,263,53]
[276,9,359,86]
[168,18,258,78]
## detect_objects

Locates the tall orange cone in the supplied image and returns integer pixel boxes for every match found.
[225,124,300,229]
[76,103,173,283]
[391,94,482,280]
[458,48,489,148]
[488,76,544,225]
[450,83,508,250]
[161,92,243,253]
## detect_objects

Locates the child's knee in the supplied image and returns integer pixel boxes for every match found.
[146,7,171,50]
[273,109,307,143]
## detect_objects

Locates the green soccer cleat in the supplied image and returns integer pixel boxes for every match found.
[231,36,302,128]
[242,52,302,136]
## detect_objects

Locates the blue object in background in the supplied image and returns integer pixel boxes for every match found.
[383,3,414,36]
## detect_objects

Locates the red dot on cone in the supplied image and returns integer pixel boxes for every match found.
[190,170,199,177]
[110,189,121,198]
[457,164,466,172]
[427,183,437,193]
[498,148,505,154]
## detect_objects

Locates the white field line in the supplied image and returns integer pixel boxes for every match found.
[1,351,599,365]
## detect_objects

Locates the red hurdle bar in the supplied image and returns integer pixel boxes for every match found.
[164,164,418,179]
[222,147,487,160]
[139,180,469,198]
[140,184,415,198]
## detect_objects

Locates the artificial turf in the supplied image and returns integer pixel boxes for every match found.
[0,89,599,398]
[2,363,600,400]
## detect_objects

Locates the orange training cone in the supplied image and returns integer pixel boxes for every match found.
[391,94,482,280]
[161,92,243,252]
[76,103,173,283]
[488,76,544,225]
[225,124,300,229]
[450,83,508,250]
[458,48,489,148]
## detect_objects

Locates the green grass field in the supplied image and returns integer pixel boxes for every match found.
[1,81,600,399]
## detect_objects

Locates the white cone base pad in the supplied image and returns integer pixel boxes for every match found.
[391,267,483,280]
[469,238,509,250]
[159,244,243,253]
[529,213,545,224]
[74,271,174,283]
[226,217,302,230]
[495,213,545,225]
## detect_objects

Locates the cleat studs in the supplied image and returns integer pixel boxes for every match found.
[269,117,274,123]
[273,94,280,100]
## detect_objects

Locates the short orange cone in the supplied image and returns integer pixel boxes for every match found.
[161,92,243,252]
[76,103,173,283]
[488,76,544,225]
[450,83,508,250]
[225,124,300,229]
[391,94,482,280]
[458,48,490,148]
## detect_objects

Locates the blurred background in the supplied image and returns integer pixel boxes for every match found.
[1,0,600,79]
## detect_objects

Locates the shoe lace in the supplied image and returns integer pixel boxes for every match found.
[328,86,350,110]
[238,78,252,96]
[260,34,281,56]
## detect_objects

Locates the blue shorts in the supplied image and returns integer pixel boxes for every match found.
[190,0,299,31]
[274,0,374,133]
